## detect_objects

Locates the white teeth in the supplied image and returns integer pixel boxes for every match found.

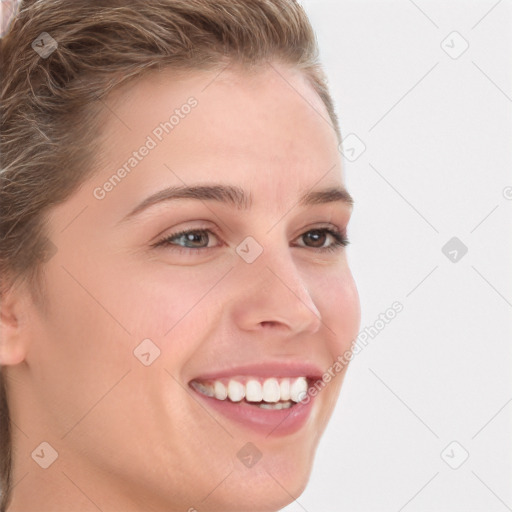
[280,379,291,401]
[192,376,310,404]
[214,381,227,400]
[262,378,280,403]
[290,377,308,402]
[245,380,263,402]
[227,380,245,402]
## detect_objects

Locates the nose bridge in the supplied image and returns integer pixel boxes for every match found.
[230,238,322,335]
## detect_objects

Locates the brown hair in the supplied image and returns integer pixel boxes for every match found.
[0,0,339,508]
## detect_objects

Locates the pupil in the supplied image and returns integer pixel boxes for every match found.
[184,232,207,247]
[306,230,325,247]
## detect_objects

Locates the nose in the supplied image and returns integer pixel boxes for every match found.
[230,247,323,337]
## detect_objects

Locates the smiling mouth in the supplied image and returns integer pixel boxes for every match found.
[190,376,309,409]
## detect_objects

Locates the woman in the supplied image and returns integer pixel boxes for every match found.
[0,1,360,510]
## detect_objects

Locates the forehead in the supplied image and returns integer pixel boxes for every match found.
[94,63,343,209]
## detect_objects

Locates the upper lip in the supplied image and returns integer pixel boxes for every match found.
[189,360,324,382]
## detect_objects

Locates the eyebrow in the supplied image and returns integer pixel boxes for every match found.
[122,183,354,221]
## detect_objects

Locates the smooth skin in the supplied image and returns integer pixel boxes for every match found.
[1,63,360,511]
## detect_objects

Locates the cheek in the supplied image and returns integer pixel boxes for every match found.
[65,248,230,340]
[315,265,361,350]
[99,259,233,368]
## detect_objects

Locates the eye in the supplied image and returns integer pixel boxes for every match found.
[152,226,349,254]
[294,227,349,253]
[152,228,220,253]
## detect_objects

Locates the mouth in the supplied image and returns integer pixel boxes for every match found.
[188,364,322,436]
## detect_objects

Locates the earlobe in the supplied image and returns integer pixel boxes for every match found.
[0,288,30,366]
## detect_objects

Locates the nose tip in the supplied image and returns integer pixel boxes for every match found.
[231,263,323,337]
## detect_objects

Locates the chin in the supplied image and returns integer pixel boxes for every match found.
[203,436,317,512]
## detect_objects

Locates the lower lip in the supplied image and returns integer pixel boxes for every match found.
[190,389,315,437]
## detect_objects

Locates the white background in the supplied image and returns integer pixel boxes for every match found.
[283,1,512,511]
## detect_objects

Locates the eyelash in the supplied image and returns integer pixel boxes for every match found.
[152,226,349,255]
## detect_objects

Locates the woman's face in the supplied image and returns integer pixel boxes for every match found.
[13,64,360,511]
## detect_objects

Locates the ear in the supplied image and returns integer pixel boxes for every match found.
[0,283,31,366]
